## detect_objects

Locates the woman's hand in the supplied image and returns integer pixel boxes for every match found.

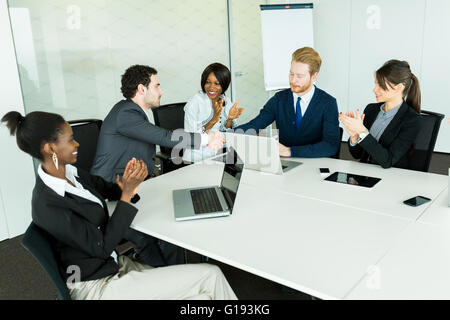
[212,98,225,121]
[227,99,244,120]
[339,109,367,143]
[115,159,134,191]
[225,99,244,129]
[205,99,225,132]
[118,158,148,203]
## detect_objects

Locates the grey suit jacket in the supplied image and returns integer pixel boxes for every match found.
[91,99,201,182]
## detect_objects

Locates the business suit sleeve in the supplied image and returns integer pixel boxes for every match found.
[35,200,137,259]
[116,107,201,150]
[290,98,340,158]
[348,138,364,159]
[235,95,277,133]
[359,115,421,169]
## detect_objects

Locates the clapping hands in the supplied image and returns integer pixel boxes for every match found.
[116,158,148,202]
[338,109,367,143]
[207,131,225,151]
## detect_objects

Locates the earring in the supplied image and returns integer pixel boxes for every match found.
[52,152,59,170]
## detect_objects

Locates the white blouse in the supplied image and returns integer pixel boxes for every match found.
[38,164,104,208]
[183,91,238,162]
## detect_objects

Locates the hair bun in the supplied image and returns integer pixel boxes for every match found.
[1,111,24,136]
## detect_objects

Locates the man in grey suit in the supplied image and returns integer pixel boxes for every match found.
[91,65,224,267]
[92,65,223,182]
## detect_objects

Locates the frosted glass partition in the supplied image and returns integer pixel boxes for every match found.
[230,0,269,125]
[8,0,230,122]
[0,0,35,239]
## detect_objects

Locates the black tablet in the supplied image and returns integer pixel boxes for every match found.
[324,172,381,188]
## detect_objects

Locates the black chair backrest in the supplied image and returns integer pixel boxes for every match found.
[151,103,186,155]
[21,223,72,300]
[409,110,445,172]
[68,119,102,172]
[331,127,344,159]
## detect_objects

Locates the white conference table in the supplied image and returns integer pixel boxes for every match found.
[108,157,448,299]
[346,188,450,299]
[241,158,448,222]
[417,187,450,227]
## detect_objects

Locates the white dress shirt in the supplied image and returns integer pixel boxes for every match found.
[38,164,104,208]
[292,85,316,116]
[183,91,237,162]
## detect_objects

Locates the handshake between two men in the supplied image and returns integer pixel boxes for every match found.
[206,131,226,151]
[168,130,226,162]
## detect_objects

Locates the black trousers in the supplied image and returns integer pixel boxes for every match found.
[124,228,183,267]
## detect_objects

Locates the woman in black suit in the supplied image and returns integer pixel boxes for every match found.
[339,60,422,169]
[1,111,237,300]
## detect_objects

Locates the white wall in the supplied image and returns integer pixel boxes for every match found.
[346,0,426,122]
[421,0,450,154]
[0,0,35,240]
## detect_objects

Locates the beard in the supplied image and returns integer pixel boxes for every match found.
[148,97,161,109]
[290,79,313,95]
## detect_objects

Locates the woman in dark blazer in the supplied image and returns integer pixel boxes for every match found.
[1,111,237,300]
[339,60,422,169]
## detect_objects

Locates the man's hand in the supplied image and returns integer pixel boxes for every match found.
[278,142,291,158]
[207,131,225,151]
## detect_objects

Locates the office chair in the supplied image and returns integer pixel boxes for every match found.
[21,222,72,300]
[408,110,445,172]
[152,102,190,174]
[331,127,344,159]
[68,119,135,255]
[68,119,102,172]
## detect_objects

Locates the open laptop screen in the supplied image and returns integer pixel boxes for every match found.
[219,148,244,207]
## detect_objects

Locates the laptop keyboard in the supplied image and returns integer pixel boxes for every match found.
[190,188,223,214]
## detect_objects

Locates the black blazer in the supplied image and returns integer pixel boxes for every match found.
[31,167,138,282]
[348,102,421,169]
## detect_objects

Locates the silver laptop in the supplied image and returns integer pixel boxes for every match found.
[225,132,301,175]
[173,148,244,221]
